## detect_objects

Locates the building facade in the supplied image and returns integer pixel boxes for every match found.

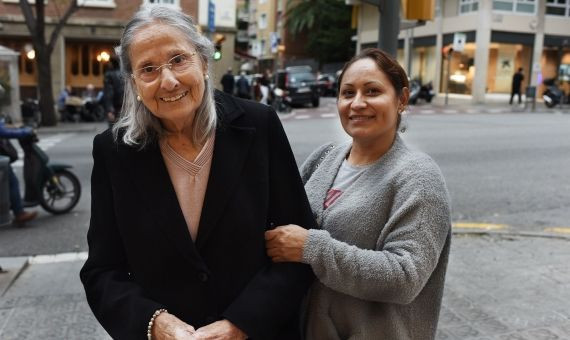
[0,0,235,117]
[353,0,570,102]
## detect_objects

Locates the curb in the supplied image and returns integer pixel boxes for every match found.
[452,228,570,240]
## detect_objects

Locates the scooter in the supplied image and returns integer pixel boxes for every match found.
[542,78,566,108]
[270,87,292,114]
[409,80,435,105]
[18,133,81,214]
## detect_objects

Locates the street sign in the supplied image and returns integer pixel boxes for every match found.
[208,0,215,33]
[453,32,466,52]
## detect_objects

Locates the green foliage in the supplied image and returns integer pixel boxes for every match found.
[285,0,355,65]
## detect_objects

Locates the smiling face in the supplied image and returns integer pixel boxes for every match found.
[129,23,207,131]
[337,58,406,147]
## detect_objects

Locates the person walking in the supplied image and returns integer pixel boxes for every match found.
[220,68,235,95]
[103,55,125,126]
[510,67,524,105]
[265,48,452,340]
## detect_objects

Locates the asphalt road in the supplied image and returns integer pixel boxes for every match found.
[0,100,568,256]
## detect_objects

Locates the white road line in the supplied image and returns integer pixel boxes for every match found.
[443,109,458,114]
[320,113,337,118]
[12,133,75,168]
[295,115,310,119]
[420,110,435,114]
[28,252,88,264]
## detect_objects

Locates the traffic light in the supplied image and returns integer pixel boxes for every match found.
[213,33,225,61]
[401,0,435,21]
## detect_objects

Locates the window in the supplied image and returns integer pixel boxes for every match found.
[143,0,179,7]
[459,0,479,14]
[493,0,536,14]
[546,0,570,16]
[78,0,116,8]
[259,13,267,29]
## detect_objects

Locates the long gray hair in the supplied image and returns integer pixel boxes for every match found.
[112,5,217,148]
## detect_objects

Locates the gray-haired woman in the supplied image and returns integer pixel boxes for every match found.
[80,6,315,340]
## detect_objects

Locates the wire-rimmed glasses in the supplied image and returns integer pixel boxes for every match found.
[131,51,197,83]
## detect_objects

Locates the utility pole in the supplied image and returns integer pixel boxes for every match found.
[360,0,400,58]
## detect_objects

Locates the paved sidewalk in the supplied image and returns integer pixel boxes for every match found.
[0,231,569,339]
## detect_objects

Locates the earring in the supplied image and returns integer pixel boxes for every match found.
[136,95,141,101]
[204,74,209,80]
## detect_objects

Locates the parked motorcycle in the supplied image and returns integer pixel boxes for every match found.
[270,87,292,114]
[409,80,435,105]
[18,132,81,214]
[542,78,567,108]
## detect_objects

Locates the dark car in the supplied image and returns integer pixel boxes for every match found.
[317,73,337,97]
[274,66,320,107]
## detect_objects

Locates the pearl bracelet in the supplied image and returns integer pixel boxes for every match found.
[147,308,168,340]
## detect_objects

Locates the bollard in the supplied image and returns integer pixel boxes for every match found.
[0,155,11,226]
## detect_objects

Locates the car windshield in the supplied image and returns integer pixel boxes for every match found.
[290,73,315,83]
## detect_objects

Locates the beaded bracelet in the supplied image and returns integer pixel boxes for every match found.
[147,308,168,340]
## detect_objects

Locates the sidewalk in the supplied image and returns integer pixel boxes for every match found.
[1,231,569,339]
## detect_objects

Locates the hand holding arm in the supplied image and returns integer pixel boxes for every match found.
[265,224,308,263]
[193,320,246,340]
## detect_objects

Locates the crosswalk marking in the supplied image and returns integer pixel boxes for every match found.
[320,113,337,118]
[12,133,75,167]
[295,115,310,120]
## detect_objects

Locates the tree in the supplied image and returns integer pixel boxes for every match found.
[20,0,78,126]
[285,0,355,66]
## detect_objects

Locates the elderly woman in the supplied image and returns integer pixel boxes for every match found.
[80,6,314,340]
[266,48,452,340]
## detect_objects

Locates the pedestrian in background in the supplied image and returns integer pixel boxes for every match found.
[266,48,452,340]
[220,67,234,95]
[236,71,251,99]
[510,67,524,105]
[103,55,125,126]
[80,5,314,340]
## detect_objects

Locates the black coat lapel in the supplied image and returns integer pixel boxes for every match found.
[195,94,255,250]
[129,142,206,270]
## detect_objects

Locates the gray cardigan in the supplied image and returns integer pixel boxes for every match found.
[300,135,452,340]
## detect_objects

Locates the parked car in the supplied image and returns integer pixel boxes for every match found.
[274,66,320,107]
[317,73,337,97]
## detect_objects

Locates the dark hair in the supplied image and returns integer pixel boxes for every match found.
[337,48,409,129]
[110,55,120,70]
[338,48,409,97]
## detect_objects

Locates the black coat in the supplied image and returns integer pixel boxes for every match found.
[80,91,315,339]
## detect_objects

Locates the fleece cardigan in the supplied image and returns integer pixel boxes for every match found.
[300,135,452,340]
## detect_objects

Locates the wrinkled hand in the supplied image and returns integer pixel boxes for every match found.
[193,320,246,340]
[152,312,196,340]
[265,224,308,263]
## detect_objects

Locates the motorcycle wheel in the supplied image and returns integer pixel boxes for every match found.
[39,169,81,214]
[543,94,557,108]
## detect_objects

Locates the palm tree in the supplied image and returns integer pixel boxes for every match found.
[285,0,355,65]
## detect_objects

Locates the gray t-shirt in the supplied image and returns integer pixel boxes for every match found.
[324,159,371,209]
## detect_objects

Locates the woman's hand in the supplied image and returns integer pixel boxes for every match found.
[265,224,308,263]
[193,320,246,339]
[152,312,196,340]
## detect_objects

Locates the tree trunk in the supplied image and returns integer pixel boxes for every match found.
[36,48,57,126]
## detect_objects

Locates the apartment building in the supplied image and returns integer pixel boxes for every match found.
[0,0,235,110]
[352,0,570,102]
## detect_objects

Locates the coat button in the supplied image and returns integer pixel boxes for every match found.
[198,272,208,282]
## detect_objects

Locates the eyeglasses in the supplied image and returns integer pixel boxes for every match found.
[131,52,197,83]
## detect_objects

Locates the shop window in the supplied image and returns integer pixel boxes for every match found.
[143,0,179,7]
[486,43,532,93]
[441,43,476,94]
[493,0,536,14]
[66,42,114,88]
[78,0,116,8]
[70,45,79,76]
[546,0,570,16]
[459,0,479,14]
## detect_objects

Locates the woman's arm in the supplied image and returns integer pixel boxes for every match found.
[80,133,190,339]
[303,164,451,304]
[220,107,315,339]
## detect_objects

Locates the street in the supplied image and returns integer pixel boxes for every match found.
[0,98,569,256]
